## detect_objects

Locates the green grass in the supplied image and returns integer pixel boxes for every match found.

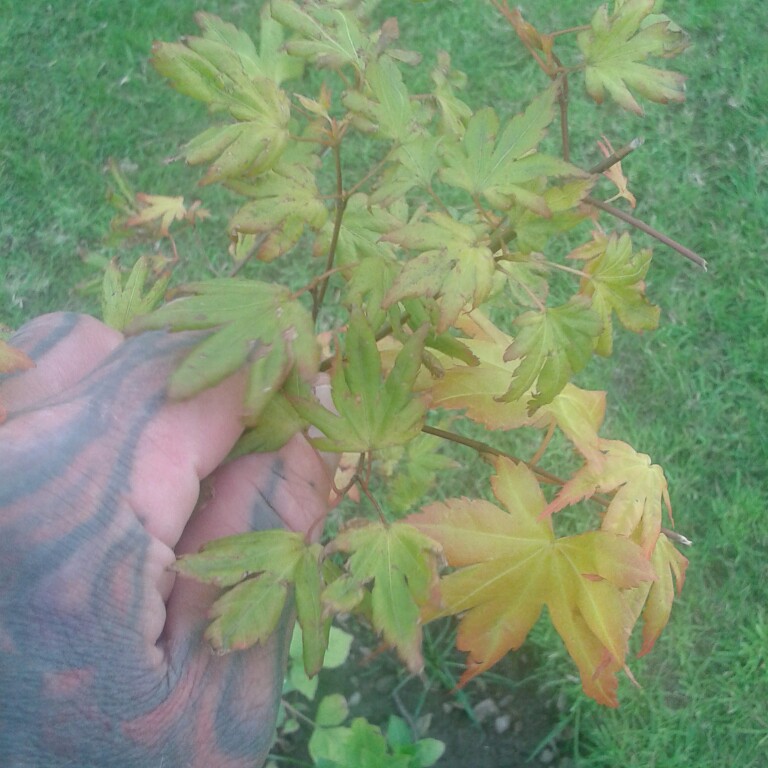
[3,1,767,766]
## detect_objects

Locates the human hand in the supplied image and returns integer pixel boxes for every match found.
[0,312,334,768]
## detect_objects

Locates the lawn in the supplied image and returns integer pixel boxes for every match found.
[2,1,766,766]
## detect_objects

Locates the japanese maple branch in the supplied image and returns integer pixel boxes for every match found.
[421,424,564,487]
[422,426,690,543]
[554,69,571,161]
[586,196,707,270]
[312,135,348,321]
[490,0,551,75]
[588,137,644,175]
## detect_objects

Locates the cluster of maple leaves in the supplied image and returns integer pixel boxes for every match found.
[0,0,698,708]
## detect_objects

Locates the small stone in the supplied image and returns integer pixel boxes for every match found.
[493,714,511,734]
[473,697,499,722]
[539,747,556,764]
[348,691,361,707]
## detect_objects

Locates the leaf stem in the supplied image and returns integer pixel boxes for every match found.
[585,196,708,270]
[346,149,394,197]
[554,70,571,162]
[550,24,592,38]
[544,260,590,279]
[426,184,452,217]
[281,700,317,730]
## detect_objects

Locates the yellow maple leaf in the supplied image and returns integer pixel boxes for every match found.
[408,457,655,706]
[125,194,209,236]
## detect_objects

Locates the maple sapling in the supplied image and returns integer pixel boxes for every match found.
[80,0,701,710]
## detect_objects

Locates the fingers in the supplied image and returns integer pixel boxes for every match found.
[0,312,123,413]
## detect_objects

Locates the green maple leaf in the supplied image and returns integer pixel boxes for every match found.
[383,432,459,515]
[253,4,305,84]
[370,135,444,206]
[291,311,427,452]
[175,530,330,674]
[342,253,400,332]
[424,311,605,466]
[180,119,289,187]
[439,87,586,215]
[326,521,443,673]
[507,178,596,255]
[128,278,318,419]
[314,194,405,269]
[343,56,428,142]
[228,392,307,456]
[101,256,171,332]
[578,0,689,115]
[573,232,660,355]
[382,213,496,332]
[152,13,292,184]
[501,296,602,411]
[270,0,369,71]
[227,155,328,262]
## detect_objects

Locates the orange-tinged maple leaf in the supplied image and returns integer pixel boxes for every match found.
[125,194,209,236]
[0,339,34,375]
[0,340,35,425]
[536,386,606,470]
[546,438,671,556]
[408,457,655,706]
[638,532,688,656]
[597,135,636,208]
[427,311,607,468]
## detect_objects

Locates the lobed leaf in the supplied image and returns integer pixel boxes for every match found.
[174,529,306,587]
[152,13,292,183]
[271,0,369,72]
[382,213,495,332]
[425,311,605,464]
[546,438,672,556]
[577,0,689,115]
[327,521,443,673]
[502,296,603,411]
[439,87,586,214]
[102,256,172,332]
[572,232,660,355]
[343,56,427,142]
[205,575,290,652]
[291,312,428,452]
[228,156,328,261]
[408,458,655,705]
[128,278,318,419]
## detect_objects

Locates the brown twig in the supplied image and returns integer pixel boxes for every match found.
[586,196,708,270]
[589,137,644,175]
[421,424,565,488]
[313,136,348,320]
